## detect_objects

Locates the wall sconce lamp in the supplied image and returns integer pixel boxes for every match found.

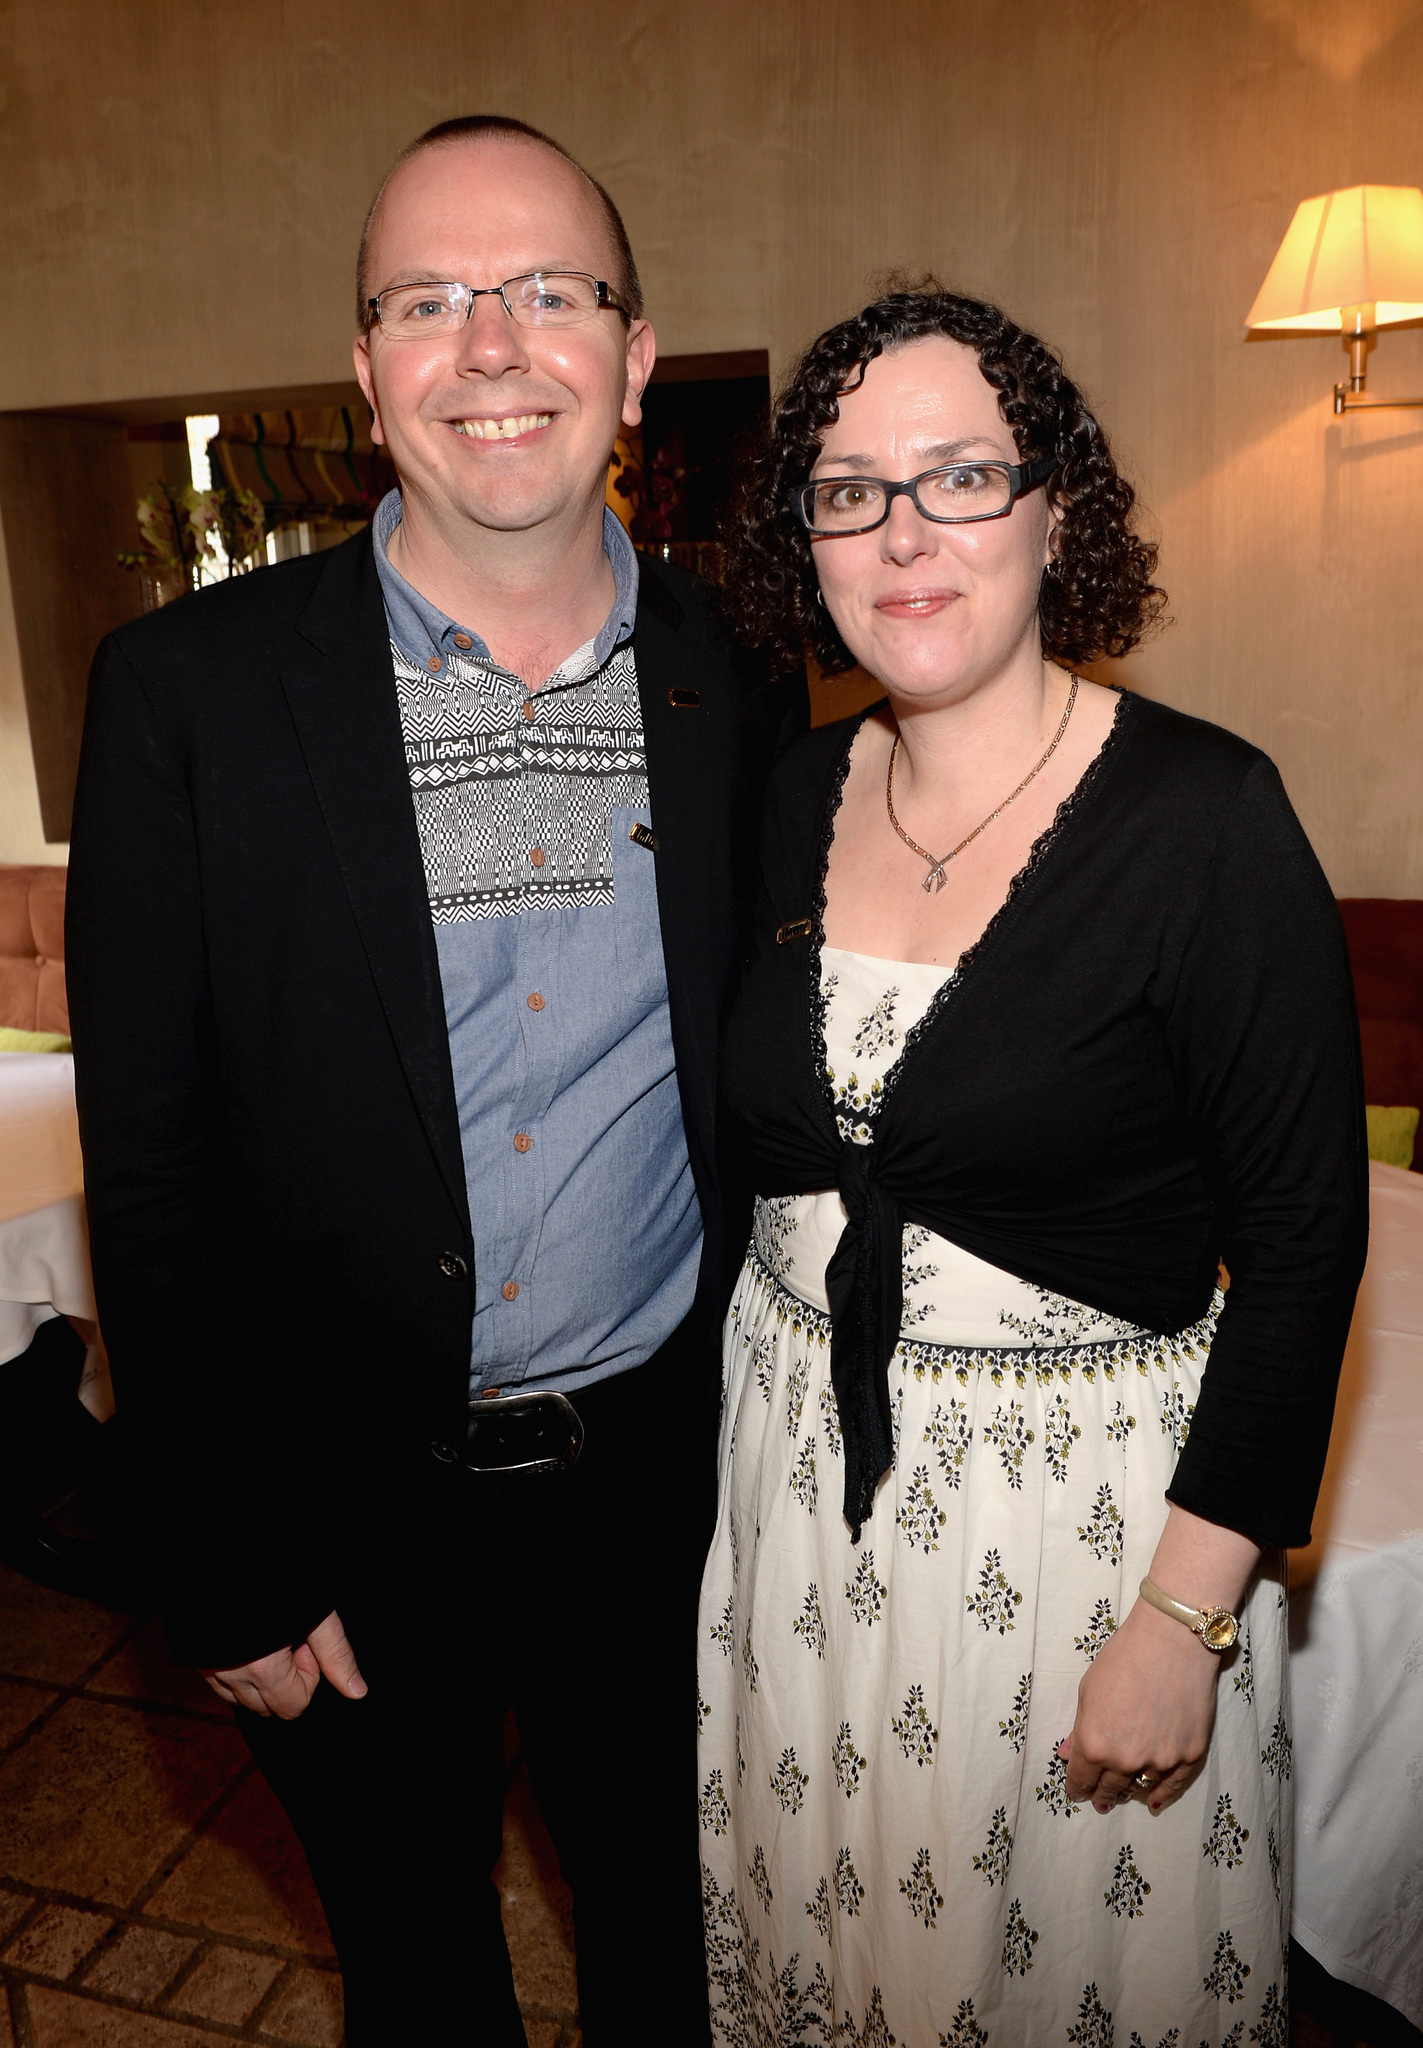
[1245,184,1423,414]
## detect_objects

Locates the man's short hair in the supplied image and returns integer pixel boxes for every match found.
[356,114,644,331]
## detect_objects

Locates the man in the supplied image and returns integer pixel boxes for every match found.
[67,116,802,2045]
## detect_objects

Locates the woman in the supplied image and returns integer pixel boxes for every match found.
[698,285,1367,2047]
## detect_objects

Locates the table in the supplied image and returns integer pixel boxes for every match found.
[0,1052,112,1418]
[1287,1158,1423,2030]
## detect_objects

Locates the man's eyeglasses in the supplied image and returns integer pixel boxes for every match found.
[793,457,1058,537]
[366,273,628,338]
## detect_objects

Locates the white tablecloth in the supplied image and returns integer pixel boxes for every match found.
[1287,1159,1423,2027]
[0,1052,85,1226]
[0,1052,111,1416]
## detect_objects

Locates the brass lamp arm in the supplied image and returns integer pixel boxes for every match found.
[1334,388,1423,413]
[1332,304,1423,412]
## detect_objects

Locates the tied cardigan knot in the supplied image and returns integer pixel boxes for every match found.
[823,1144,905,1540]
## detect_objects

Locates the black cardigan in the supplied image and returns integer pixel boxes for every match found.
[720,690,1369,1550]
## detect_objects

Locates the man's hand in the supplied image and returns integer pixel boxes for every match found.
[204,1610,367,1720]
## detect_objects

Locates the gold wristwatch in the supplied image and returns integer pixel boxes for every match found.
[1138,1576,1240,1651]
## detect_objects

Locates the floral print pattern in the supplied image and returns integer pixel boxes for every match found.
[900,1847,945,1929]
[965,1547,1022,1633]
[1203,1794,1251,1870]
[1260,1713,1293,1782]
[832,1722,868,1799]
[984,1399,1036,1489]
[922,1397,973,1485]
[998,1671,1033,1752]
[1203,1929,1252,2004]
[890,1683,939,1768]
[845,1551,888,1627]
[897,1465,947,1552]
[1067,1982,1115,2047]
[835,1846,865,1916]
[1078,1481,1126,1565]
[853,986,901,1061]
[939,2000,989,2047]
[698,947,1289,2046]
[1104,1844,1152,1918]
[971,1806,1014,1887]
[1001,1898,1039,1976]
[793,1583,827,1659]
[1075,1596,1118,1661]
[1044,1392,1082,1481]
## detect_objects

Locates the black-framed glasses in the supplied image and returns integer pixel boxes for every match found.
[366,272,628,337]
[793,457,1058,536]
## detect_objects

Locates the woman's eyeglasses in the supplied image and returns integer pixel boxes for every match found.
[793,457,1058,536]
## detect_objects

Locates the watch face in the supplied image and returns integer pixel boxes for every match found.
[1200,1610,1239,1651]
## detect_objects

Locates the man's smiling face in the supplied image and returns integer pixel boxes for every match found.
[354,135,652,538]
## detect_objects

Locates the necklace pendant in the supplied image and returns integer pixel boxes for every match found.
[922,863,947,894]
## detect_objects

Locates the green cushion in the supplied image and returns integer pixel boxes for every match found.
[1366,1103,1419,1168]
[0,1025,71,1053]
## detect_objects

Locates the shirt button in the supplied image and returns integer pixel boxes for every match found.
[437,1251,468,1280]
[513,1131,532,1153]
[526,991,545,1011]
[426,655,442,674]
[452,632,473,650]
[521,700,537,723]
[529,847,546,868]
[501,1280,520,1301]
[34,954,45,968]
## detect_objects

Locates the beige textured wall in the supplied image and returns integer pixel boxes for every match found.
[1,0,1421,887]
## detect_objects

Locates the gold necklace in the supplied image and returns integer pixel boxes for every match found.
[885,676,1079,894]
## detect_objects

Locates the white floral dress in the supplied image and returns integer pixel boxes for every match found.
[697,946,1290,2048]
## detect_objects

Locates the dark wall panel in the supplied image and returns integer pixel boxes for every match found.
[0,414,144,840]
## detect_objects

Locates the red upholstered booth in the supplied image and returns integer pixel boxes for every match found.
[0,864,68,1036]
[1337,899,1423,1169]
[2,870,1420,1167]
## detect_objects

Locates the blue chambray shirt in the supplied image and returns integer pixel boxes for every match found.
[372,489,703,1396]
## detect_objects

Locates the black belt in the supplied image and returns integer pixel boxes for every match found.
[460,1389,585,1477]
[430,1331,701,1478]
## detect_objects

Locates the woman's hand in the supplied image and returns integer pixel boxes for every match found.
[1058,1598,1221,1814]
[1058,1501,1262,1815]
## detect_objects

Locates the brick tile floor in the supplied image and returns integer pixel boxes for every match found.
[7,1558,1417,2048]
[0,1565,581,2047]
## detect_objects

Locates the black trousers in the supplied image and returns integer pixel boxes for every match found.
[240,1335,717,2046]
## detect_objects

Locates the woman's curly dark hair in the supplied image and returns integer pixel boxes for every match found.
[719,279,1167,675]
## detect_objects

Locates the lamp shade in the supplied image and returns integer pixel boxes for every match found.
[1245,184,1423,332]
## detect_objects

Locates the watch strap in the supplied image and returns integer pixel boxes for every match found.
[1138,1576,1239,1651]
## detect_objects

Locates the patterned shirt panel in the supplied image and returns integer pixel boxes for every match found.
[392,640,649,922]
[371,490,702,1396]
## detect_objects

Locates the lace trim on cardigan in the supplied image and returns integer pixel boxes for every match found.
[807,685,1136,1136]
[808,724,861,1131]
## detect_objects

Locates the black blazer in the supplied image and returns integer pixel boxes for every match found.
[66,531,804,1667]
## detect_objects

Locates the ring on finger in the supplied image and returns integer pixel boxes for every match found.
[1133,1770,1157,1790]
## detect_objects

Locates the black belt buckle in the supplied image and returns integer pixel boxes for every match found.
[464,1390,584,1476]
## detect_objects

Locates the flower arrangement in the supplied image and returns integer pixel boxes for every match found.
[119,480,267,607]
[118,482,199,584]
[184,484,266,574]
